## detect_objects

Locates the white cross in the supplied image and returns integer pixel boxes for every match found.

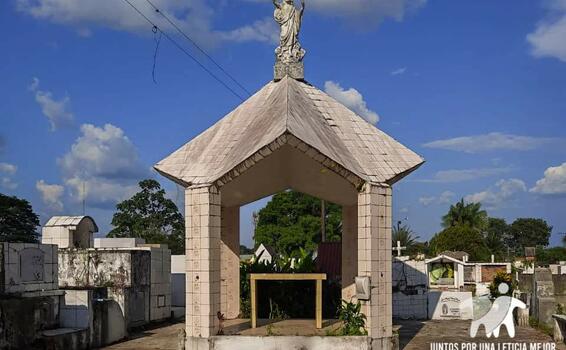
[393,240,406,257]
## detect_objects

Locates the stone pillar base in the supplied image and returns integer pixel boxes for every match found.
[274,61,304,81]
[186,336,212,350]
[372,335,397,350]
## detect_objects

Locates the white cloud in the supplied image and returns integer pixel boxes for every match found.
[419,191,455,206]
[0,162,18,190]
[391,67,407,76]
[419,196,436,206]
[29,78,74,131]
[530,162,566,195]
[16,0,278,48]
[220,17,278,44]
[415,167,511,183]
[0,162,17,175]
[438,191,455,204]
[465,178,527,210]
[36,180,65,211]
[324,81,380,124]
[423,132,561,153]
[0,178,18,190]
[527,0,566,62]
[59,123,149,208]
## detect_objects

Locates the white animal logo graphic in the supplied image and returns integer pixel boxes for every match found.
[470,283,526,338]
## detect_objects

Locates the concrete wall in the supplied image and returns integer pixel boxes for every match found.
[532,268,556,327]
[58,249,148,289]
[0,242,58,295]
[208,336,373,350]
[94,238,146,248]
[92,299,127,348]
[147,247,172,321]
[171,255,186,307]
[0,295,61,349]
[42,226,73,249]
[392,259,428,320]
[60,290,93,330]
[220,206,240,320]
[341,205,357,301]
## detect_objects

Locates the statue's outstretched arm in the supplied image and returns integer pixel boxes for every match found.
[301,0,305,13]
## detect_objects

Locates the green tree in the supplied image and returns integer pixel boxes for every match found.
[392,224,420,255]
[485,218,510,260]
[442,199,488,231]
[108,179,185,254]
[509,218,552,254]
[535,246,566,266]
[429,225,491,261]
[254,191,341,257]
[0,193,39,243]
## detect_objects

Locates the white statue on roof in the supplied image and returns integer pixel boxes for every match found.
[273,0,306,64]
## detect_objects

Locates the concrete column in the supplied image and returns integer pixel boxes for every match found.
[342,205,358,301]
[220,206,240,320]
[185,185,221,339]
[357,183,392,342]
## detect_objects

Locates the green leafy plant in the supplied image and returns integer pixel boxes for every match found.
[337,300,367,336]
[488,271,516,298]
[269,299,289,321]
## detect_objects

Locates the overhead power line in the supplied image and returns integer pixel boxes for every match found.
[121,0,246,101]
[145,0,252,97]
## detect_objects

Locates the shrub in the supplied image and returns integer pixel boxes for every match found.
[488,271,515,298]
[337,300,367,336]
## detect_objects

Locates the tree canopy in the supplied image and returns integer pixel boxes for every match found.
[254,191,341,257]
[442,199,488,231]
[509,218,552,253]
[0,193,39,243]
[484,218,510,260]
[429,225,491,261]
[108,179,185,254]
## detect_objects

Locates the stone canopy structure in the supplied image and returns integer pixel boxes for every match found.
[155,74,424,347]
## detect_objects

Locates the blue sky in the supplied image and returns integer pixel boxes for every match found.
[1,0,565,248]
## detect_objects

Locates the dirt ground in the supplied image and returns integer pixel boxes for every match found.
[102,319,565,350]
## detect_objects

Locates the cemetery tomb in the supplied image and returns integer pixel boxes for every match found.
[42,215,98,249]
[0,242,59,295]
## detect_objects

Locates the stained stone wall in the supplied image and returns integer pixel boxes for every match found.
[0,242,58,295]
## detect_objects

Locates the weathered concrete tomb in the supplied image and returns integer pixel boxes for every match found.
[0,242,66,349]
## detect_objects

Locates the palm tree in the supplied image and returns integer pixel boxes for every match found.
[442,199,488,231]
[392,224,420,251]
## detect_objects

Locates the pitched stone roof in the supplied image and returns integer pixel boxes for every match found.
[155,77,424,187]
[441,251,470,261]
